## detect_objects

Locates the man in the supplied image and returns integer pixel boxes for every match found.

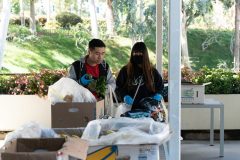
[68,39,116,100]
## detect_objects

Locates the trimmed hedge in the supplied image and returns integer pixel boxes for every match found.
[163,67,240,94]
[55,12,82,29]
[1,67,240,95]
[192,67,240,94]
[0,69,67,96]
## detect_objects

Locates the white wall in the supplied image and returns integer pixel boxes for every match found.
[0,95,51,131]
[0,94,239,131]
[182,94,240,130]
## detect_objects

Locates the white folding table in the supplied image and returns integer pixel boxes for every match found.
[182,98,224,157]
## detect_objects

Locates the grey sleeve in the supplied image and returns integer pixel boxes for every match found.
[106,67,116,92]
[67,65,77,81]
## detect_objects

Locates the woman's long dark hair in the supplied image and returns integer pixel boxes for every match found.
[126,42,155,92]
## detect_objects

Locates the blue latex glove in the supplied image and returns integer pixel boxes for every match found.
[153,93,163,101]
[80,74,93,85]
[124,95,133,105]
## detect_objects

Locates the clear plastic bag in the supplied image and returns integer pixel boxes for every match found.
[81,117,171,146]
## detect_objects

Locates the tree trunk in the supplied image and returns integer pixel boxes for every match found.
[19,0,25,26]
[106,0,114,36]
[60,0,65,12]
[0,0,11,69]
[47,0,51,21]
[30,0,36,34]
[138,0,144,41]
[77,0,83,17]
[88,0,98,38]
[234,0,240,72]
[181,10,191,69]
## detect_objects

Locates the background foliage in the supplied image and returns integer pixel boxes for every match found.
[0,69,67,96]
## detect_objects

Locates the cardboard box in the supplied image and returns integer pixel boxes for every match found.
[87,144,160,160]
[0,137,89,160]
[51,100,104,128]
[181,83,210,104]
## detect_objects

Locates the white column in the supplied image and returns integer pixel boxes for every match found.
[168,0,181,159]
[156,0,163,74]
[0,0,11,69]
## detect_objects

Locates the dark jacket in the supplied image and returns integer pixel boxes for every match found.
[115,65,164,110]
[67,56,116,91]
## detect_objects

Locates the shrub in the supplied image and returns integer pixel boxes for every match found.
[56,12,82,29]
[192,67,240,94]
[9,17,30,27]
[7,25,32,41]
[0,69,67,96]
[163,67,240,94]
[38,17,47,27]
[44,21,60,30]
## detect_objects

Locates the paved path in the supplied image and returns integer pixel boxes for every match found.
[182,140,240,160]
[0,140,4,148]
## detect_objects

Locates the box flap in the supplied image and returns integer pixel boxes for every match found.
[58,137,89,160]
[1,140,17,153]
[181,82,211,86]
[202,82,212,86]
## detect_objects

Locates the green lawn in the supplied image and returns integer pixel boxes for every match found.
[2,30,158,73]
[1,27,234,73]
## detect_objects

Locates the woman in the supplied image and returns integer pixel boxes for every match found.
[115,42,164,110]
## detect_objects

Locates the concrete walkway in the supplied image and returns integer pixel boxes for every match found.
[1,139,240,160]
[0,140,4,149]
[182,140,240,160]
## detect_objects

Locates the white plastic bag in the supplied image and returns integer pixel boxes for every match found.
[41,128,60,138]
[48,77,96,104]
[4,121,42,144]
[114,103,131,118]
[81,117,171,146]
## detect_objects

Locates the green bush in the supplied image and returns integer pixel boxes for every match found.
[0,69,67,96]
[162,67,240,94]
[9,17,30,27]
[192,67,240,94]
[56,12,82,29]
[7,25,32,41]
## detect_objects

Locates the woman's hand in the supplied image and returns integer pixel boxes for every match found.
[124,95,133,105]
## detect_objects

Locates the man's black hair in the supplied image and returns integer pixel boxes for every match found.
[88,39,106,49]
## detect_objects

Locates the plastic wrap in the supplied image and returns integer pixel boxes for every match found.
[81,117,171,146]
[48,77,96,104]
[3,122,42,144]
[114,103,131,118]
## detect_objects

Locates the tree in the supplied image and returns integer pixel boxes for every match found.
[106,0,114,36]
[77,0,83,17]
[88,0,98,38]
[0,0,11,69]
[47,0,51,21]
[233,0,240,71]
[220,0,238,71]
[182,0,214,69]
[19,0,25,26]
[112,0,145,44]
[30,0,36,34]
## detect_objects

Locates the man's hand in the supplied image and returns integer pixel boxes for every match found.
[80,74,93,85]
